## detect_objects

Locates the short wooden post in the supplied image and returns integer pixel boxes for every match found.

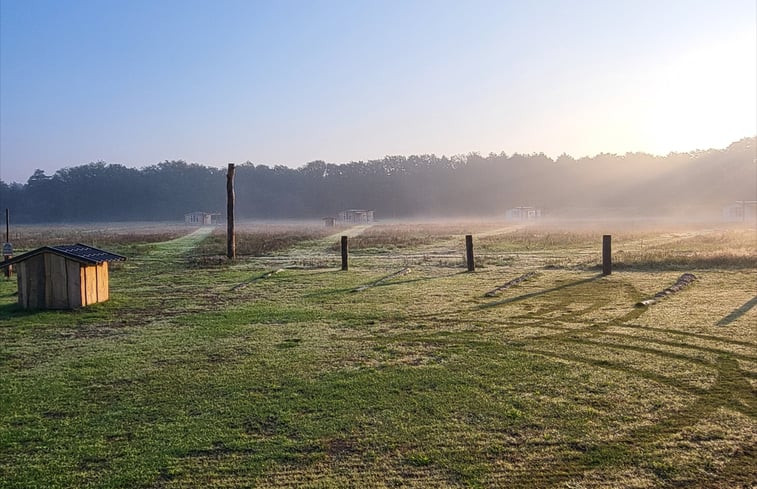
[226,164,236,259]
[465,234,475,272]
[341,236,349,271]
[602,235,612,275]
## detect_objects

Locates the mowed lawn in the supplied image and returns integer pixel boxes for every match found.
[1,223,755,488]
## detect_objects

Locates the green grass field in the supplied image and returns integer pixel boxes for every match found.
[1,222,755,488]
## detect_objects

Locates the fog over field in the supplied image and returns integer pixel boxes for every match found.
[1,137,754,223]
[1,2,756,488]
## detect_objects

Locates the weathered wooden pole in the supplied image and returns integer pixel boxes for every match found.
[341,236,349,271]
[3,208,11,278]
[602,235,612,275]
[465,234,475,272]
[226,164,236,259]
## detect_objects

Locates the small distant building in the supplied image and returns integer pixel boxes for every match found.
[506,206,542,220]
[722,201,757,222]
[338,209,374,223]
[0,244,126,310]
[322,217,337,227]
[185,212,220,225]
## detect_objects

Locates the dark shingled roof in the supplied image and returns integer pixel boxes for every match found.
[50,244,126,263]
[1,243,126,268]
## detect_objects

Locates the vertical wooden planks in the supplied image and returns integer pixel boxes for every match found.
[83,265,98,306]
[67,260,82,308]
[44,254,68,309]
[97,262,109,302]
[26,255,46,309]
[16,262,27,308]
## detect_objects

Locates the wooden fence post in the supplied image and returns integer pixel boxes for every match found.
[466,234,475,272]
[341,236,349,271]
[602,235,612,275]
[226,164,236,259]
[3,208,11,278]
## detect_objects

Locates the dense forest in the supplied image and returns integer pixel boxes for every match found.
[1,137,754,223]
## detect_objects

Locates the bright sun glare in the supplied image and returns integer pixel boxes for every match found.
[644,33,757,153]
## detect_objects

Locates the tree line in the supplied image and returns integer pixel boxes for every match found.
[1,137,754,223]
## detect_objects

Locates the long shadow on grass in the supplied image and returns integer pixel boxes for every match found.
[615,324,757,349]
[716,295,757,327]
[302,271,465,298]
[476,274,603,309]
[372,271,468,289]
[504,353,755,488]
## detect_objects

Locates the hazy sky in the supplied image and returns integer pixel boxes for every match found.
[1,0,755,183]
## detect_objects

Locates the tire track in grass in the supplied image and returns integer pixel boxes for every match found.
[135,226,215,266]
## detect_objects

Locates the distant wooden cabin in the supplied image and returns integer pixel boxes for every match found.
[506,206,542,220]
[185,212,220,226]
[722,201,757,222]
[322,217,337,227]
[0,244,126,310]
[338,209,374,223]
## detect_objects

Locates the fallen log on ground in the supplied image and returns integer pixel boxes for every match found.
[231,269,285,291]
[353,267,411,292]
[484,271,537,297]
[636,273,697,307]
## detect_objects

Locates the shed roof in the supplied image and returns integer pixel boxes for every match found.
[1,243,126,268]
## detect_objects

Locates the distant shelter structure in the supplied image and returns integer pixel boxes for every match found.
[506,206,542,220]
[722,201,757,222]
[0,244,125,310]
[185,211,220,225]
[338,209,374,223]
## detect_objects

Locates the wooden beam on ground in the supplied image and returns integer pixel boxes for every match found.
[484,271,537,297]
[231,269,284,291]
[353,267,411,292]
[635,273,697,307]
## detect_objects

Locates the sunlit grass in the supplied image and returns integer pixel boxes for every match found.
[0,221,755,488]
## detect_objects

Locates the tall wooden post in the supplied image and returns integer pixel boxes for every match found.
[465,234,475,272]
[341,236,349,271]
[226,164,236,259]
[602,235,612,275]
[3,208,11,278]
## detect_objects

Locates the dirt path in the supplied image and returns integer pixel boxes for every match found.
[285,225,374,257]
[325,224,373,240]
[135,226,215,266]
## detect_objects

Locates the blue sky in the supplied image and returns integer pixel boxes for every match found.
[1,0,755,183]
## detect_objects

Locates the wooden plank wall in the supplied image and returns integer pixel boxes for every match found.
[66,260,82,308]
[25,255,46,309]
[15,252,112,309]
[44,254,69,309]
[97,262,109,302]
[16,262,27,308]
[81,265,98,307]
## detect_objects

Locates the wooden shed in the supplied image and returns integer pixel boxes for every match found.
[0,244,126,310]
